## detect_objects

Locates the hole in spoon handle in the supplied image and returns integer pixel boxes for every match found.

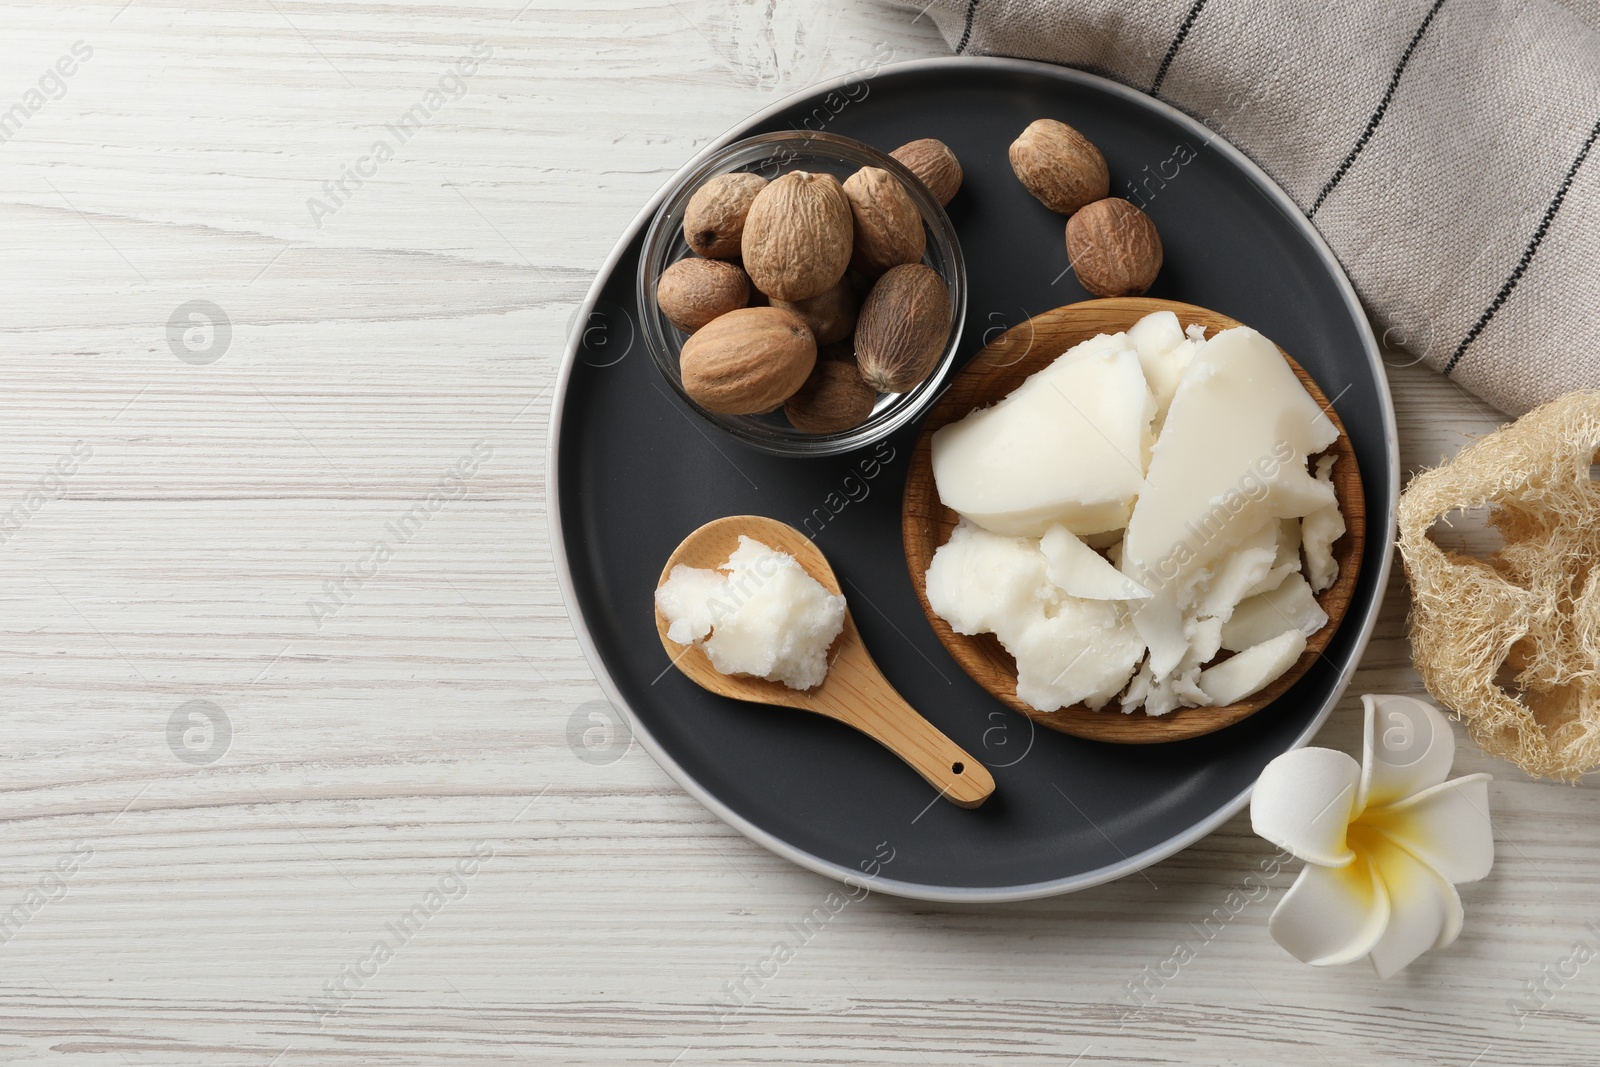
[849,703,993,808]
[814,616,995,807]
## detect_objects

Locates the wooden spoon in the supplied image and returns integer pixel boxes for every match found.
[654,515,994,808]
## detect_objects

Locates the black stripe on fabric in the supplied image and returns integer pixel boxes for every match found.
[955,0,980,54]
[1444,118,1600,376]
[1149,0,1209,97]
[1309,0,1448,217]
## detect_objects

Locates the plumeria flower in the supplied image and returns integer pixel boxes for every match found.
[1250,694,1493,979]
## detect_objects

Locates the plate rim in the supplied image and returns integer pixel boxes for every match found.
[546,55,1400,903]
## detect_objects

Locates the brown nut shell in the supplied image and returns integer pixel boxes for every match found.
[818,340,857,364]
[1009,118,1109,216]
[784,358,878,434]
[842,267,875,302]
[842,167,926,277]
[679,306,817,415]
[1065,198,1163,297]
[771,280,857,346]
[740,171,853,302]
[656,257,750,333]
[890,138,962,207]
[854,263,951,394]
[683,172,767,259]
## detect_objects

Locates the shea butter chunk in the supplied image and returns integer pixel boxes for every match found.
[1244,519,1304,599]
[1009,599,1144,711]
[1302,455,1345,593]
[1041,524,1150,600]
[1123,326,1337,691]
[1125,309,1195,429]
[924,519,1048,638]
[925,519,1143,712]
[655,536,845,690]
[1222,573,1329,652]
[1198,628,1306,706]
[931,342,1153,537]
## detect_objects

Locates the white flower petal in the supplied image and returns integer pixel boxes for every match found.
[1364,830,1465,979]
[1268,853,1391,966]
[1251,747,1360,867]
[1368,773,1495,884]
[1358,694,1457,812]
[1432,887,1466,951]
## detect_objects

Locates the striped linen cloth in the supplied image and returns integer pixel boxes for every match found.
[893,0,1599,415]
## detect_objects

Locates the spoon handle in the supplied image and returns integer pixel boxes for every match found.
[812,627,994,808]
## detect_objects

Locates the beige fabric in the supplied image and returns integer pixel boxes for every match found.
[894,0,1600,415]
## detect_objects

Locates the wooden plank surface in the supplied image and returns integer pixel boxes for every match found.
[0,1,1593,1064]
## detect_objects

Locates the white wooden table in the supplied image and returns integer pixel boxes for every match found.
[1,2,1592,1063]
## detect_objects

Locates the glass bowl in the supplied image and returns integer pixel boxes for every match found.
[637,131,967,458]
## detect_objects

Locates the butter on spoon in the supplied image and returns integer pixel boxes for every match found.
[654,515,994,809]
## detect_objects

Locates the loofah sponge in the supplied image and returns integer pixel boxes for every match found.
[1397,390,1600,781]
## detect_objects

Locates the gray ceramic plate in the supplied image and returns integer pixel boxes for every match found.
[548,57,1397,902]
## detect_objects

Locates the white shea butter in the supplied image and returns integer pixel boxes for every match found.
[1243,518,1304,599]
[1009,599,1144,711]
[925,520,1143,711]
[931,342,1153,537]
[1121,326,1337,698]
[655,536,845,690]
[1040,524,1150,600]
[923,520,1049,637]
[924,312,1346,716]
[1124,309,1194,430]
[1222,572,1328,652]
[1301,455,1345,593]
[1197,628,1306,706]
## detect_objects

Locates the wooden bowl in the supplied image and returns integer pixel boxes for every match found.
[902,298,1365,744]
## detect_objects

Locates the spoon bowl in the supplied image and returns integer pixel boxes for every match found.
[655,515,995,808]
